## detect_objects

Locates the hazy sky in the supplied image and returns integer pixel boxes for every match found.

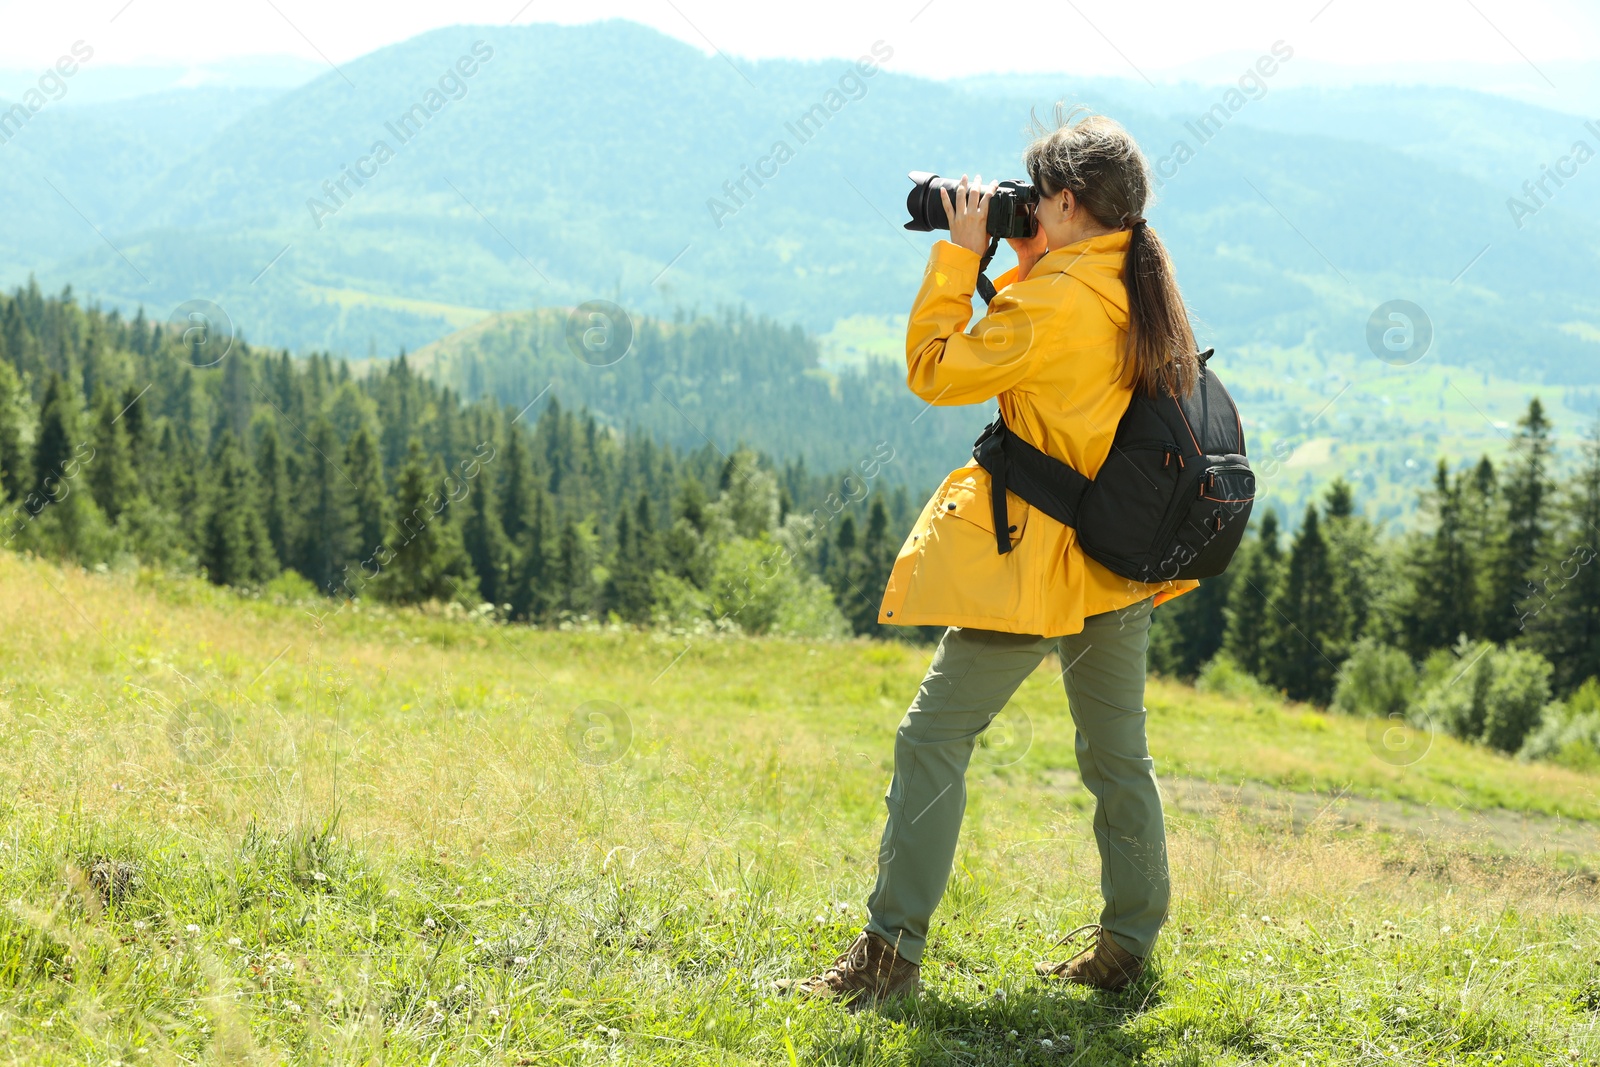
[2,0,1598,103]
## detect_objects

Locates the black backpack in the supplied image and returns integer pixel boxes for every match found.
[971,349,1254,584]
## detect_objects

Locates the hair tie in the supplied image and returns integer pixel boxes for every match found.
[1120,213,1147,230]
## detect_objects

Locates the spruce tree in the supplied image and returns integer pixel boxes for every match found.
[254,419,295,567]
[381,439,476,604]
[1222,509,1281,677]
[1264,506,1338,702]
[602,492,655,622]
[1400,461,1480,657]
[1486,399,1554,643]
[0,358,27,504]
[87,391,138,525]
[461,463,512,607]
[508,485,553,623]
[500,428,534,546]
[31,373,80,514]
[555,515,594,617]
[296,419,356,593]
[1527,426,1600,693]
[345,425,389,569]
[1321,478,1377,654]
[200,432,277,586]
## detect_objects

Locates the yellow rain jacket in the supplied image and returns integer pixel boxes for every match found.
[878,232,1197,637]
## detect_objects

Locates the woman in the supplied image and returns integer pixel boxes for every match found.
[787,107,1200,1006]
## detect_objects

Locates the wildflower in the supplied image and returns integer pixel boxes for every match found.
[283,1000,302,1014]
[423,917,437,929]
[607,1028,621,1040]
[312,872,327,882]
[1440,925,1451,934]
[513,956,530,965]
[186,924,200,934]
[454,984,466,994]
[227,937,243,948]
[1260,915,1272,924]
[133,921,147,930]
[834,902,849,912]
[1041,1038,1054,1048]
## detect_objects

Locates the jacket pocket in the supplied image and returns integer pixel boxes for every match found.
[939,467,1030,545]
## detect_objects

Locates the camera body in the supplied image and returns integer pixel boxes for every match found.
[903,172,1038,240]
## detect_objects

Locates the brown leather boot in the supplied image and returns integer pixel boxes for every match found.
[1034,924,1145,991]
[777,930,920,1010]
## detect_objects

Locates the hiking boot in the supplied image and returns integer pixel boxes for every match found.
[777,930,920,1009]
[1034,923,1145,991]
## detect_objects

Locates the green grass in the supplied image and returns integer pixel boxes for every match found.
[1,550,1597,1064]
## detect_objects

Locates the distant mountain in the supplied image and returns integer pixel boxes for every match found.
[0,19,1596,385]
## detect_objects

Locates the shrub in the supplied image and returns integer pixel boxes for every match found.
[1416,639,1554,754]
[1520,678,1600,770]
[1331,638,1417,719]
[1479,647,1554,754]
[1196,653,1276,702]
[708,536,848,638]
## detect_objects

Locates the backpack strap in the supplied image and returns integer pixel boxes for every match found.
[971,409,1093,554]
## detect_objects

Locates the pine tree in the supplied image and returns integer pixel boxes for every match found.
[296,419,356,593]
[500,428,534,546]
[1222,509,1281,677]
[602,492,655,622]
[0,358,27,504]
[1400,461,1480,657]
[1486,399,1555,643]
[345,425,389,568]
[1526,425,1600,693]
[831,498,896,635]
[31,373,81,514]
[87,391,138,525]
[254,419,294,567]
[200,432,277,586]
[461,462,512,607]
[508,485,553,623]
[555,515,594,617]
[1321,478,1377,654]
[659,476,712,590]
[381,439,476,604]
[1264,506,1338,702]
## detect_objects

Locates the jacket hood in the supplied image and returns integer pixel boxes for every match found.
[1029,230,1131,328]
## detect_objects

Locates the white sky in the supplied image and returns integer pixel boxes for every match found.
[1,0,1597,98]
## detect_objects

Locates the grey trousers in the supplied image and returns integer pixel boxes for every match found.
[864,596,1168,963]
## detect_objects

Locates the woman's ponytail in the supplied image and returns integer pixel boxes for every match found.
[1124,221,1197,398]
[1024,106,1198,398]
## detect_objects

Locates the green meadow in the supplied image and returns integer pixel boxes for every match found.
[1,550,1597,1065]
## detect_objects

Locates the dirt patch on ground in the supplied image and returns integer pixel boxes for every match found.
[1041,770,1600,863]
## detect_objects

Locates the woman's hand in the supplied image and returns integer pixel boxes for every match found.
[1007,226,1049,282]
[939,174,994,256]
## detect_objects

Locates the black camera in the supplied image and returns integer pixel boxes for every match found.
[903,172,1038,240]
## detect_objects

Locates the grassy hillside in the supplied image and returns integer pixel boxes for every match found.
[1,549,1597,1064]
[2,21,1597,382]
